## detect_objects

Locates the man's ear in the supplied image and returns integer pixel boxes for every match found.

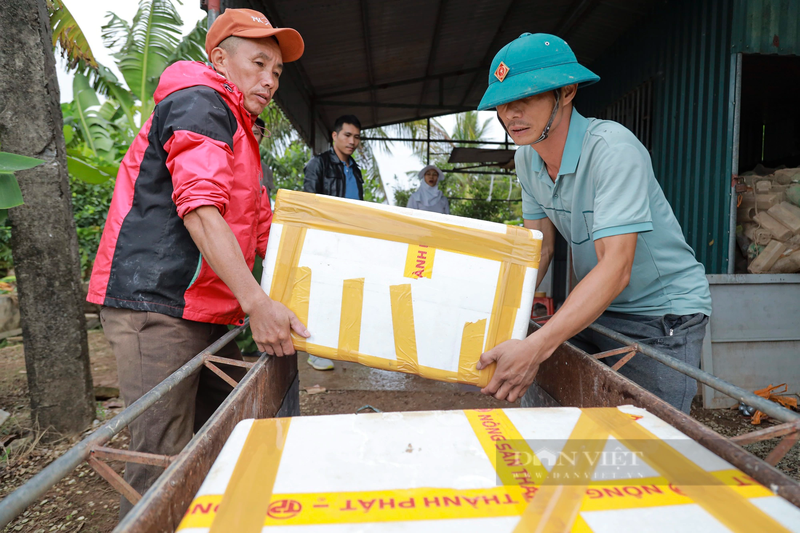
[561,84,578,106]
[331,131,337,142]
[209,47,228,76]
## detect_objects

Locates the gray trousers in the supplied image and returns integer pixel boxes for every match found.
[99,307,246,518]
[522,311,708,414]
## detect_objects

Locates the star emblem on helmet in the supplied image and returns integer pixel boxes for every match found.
[494,61,510,82]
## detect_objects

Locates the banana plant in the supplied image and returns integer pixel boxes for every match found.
[49,0,97,70]
[49,0,208,183]
[102,0,207,124]
[0,152,43,222]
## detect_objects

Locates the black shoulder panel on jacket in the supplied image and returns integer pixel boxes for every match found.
[156,86,238,150]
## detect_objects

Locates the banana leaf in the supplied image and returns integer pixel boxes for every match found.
[72,73,115,159]
[66,155,116,184]
[0,173,25,209]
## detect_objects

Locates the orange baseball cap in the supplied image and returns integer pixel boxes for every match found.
[205,8,304,62]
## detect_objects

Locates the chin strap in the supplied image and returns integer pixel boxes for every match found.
[531,90,561,145]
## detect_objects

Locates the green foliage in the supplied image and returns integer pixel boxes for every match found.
[103,0,185,116]
[449,176,522,224]
[374,111,521,224]
[0,151,44,222]
[70,73,115,159]
[48,0,97,69]
[70,175,115,278]
[0,219,12,272]
[270,141,311,195]
[393,185,412,208]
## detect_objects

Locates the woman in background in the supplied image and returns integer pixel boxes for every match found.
[407,165,449,214]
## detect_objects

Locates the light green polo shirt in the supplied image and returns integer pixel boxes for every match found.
[517,108,711,316]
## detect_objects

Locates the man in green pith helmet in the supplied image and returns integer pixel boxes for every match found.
[475,33,711,413]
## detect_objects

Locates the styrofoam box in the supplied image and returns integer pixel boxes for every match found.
[260,194,541,386]
[176,407,800,532]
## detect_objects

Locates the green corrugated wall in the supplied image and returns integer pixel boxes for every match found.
[732,0,800,54]
[577,0,735,274]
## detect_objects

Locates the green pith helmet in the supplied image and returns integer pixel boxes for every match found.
[477,33,600,111]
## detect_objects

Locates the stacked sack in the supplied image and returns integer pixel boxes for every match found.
[737,167,800,273]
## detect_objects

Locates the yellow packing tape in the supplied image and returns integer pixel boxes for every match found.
[389,283,420,374]
[512,410,611,533]
[202,418,291,533]
[273,190,541,268]
[177,409,782,531]
[465,409,547,501]
[404,244,436,279]
[582,408,792,533]
[177,469,775,530]
[457,319,487,384]
[485,262,525,353]
[338,278,365,360]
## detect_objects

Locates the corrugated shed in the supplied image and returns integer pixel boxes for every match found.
[578,0,735,274]
[731,0,800,55]
[229,0,652,136]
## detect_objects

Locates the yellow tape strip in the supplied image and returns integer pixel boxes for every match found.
[513,411,611,533]
[484,262,524,352]
[583,408,792,533]
[389,283,419,374]
[289,266,311,349]
[273,190,541,268]
[268,225,306,305]
[206,419,291,533]
[464,409,547,503]
[457,319,487,386]
[177,468,776,530]
[338,278,365,361]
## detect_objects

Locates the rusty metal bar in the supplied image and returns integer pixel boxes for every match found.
[204,361,240,388]
[91,447,173,468]
[594,345,636,359]
[204,354,255,369]
[765,432,800,467]
[610,349,637,371]
[586,321,800,424]
[731,421,800,446]
[0,320,249,529]
[115,355,298,532]
[87,456,142,506]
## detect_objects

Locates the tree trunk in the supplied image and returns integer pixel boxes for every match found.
[0,0,94,434]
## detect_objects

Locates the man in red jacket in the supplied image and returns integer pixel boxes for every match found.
[86,9,307,515]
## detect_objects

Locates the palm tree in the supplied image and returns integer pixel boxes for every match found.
[382,111,522,223]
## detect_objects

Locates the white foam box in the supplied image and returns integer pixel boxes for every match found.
[260,190,543,387]
[176,406,800,532]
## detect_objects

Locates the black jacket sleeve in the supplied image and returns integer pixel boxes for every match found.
[303,155,323,194]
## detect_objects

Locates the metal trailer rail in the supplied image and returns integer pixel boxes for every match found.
[1,316,799,531]
[0,318,299,531]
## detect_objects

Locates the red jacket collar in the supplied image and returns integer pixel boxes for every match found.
[154,61,256,129]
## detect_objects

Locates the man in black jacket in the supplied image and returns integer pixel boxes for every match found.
[301,115,363,371]
[303,115,364,200]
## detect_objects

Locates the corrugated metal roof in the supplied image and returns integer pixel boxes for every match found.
[732,0,800,55]
[579,0,735,274]
[229,0,652,146]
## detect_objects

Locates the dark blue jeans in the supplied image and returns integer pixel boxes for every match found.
[522,312,709,413]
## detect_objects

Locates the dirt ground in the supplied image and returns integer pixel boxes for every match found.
[1,333,798,532]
